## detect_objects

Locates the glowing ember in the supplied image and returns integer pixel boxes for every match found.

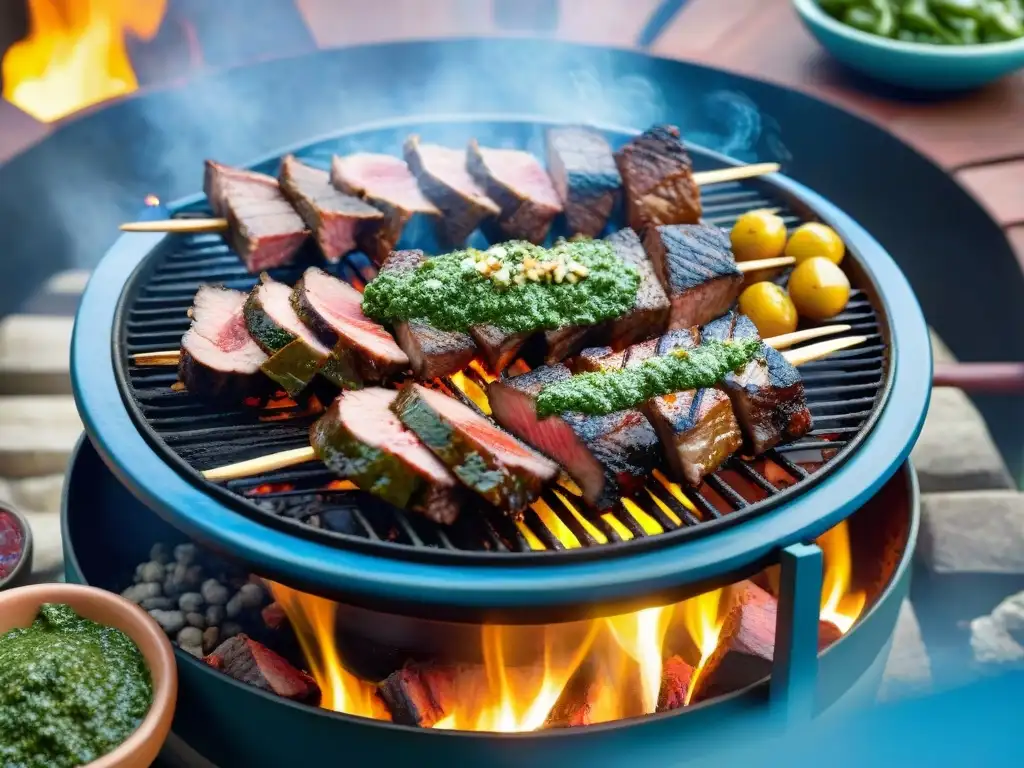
[2,0,168,123]
[817,520,866,633]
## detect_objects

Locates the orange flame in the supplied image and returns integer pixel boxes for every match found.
[679,589,726,705]
[2,0,167,123]
[605,605,675,714]
[817,520,866,633]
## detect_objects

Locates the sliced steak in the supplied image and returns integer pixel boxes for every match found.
[466,140,562,244]
[642,224,743,330]
[468,324,533,374]
[310,388,461,524]
[488,364,660,512]
[392,383,558,514]
[278,155,383,262]
[378,251,477,379]
[179,285,270,402]
[546,126,621,238]
[702,313,812,455]
[292,266,410,382]
[403,135,500,245]
[203,160,308,273]
[330,153,440,264]
[614,124,701,230]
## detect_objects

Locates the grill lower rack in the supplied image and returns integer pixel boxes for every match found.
[115,120,890,562]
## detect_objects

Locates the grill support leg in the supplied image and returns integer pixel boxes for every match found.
[770,541,824,724]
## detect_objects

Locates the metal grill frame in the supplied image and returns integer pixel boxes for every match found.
[109,116,893,565]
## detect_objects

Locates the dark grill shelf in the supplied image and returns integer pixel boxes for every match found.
[116,127,889,562]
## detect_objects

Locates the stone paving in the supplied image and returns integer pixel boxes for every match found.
[1,272,1023,703]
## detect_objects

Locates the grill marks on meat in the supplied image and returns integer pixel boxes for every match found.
[615,124,701,231]
[379,251,477,380]
[392,383,558,514]
[403,135,500,246]
[488,364,660,512]
[278,155,382,262]
[702,312,812,455]
[467,140,562,244]
[310,388,461,524]
[330,153,440,264]
[642,224,743,330]
[203,160,308,273]
[179,285,270,402]
[291,266,409,383]
[546,126,621,238]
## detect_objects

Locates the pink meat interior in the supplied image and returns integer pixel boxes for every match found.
[333,153,438,214]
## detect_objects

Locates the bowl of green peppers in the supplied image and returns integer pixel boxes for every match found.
[793,0,1024,89]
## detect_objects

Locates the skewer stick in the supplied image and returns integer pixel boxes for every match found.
[119,218,229,233]
[200,334,869,482]
[736,256,795,273]
[692,163,781,186]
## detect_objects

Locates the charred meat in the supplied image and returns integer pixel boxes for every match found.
[330,153,440,264]
[179,285,270,402]
[546,126,621,238]
[203,160,308,273]
[702,312,812,455]
[392,383,558,514]
[403,135,500,246]
[278,155,383,262]
[378,251,477,380]
[291,266,409,382]
[467,140,562,244]
[310,388,461,524]
[488,363,660,512]
[614,124,701,230]
[469,324,533,374]
[643,224,743,330]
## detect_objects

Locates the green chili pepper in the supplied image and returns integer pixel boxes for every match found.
[900,0,964,41]
[928,0,987,21]
[819,0,861,15]
[842,0,898,35]
[938,11,981,41]
[981,1,1024,40]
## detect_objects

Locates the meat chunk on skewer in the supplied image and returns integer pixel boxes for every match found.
[278,155,383,262]
[179,285,270,402]
[392,383,558,515]
[467,140,563,244]
[487,361,660,512]
[378,251,477,380]
[546,126,621,238]
[203,160,308,273]
[331,153,441,264]
[291,266,409,382]
[403,135,500,246]
[702,312,812,455]
[615,124,701,230]
[642,224,743,330]
[310,388,462,524]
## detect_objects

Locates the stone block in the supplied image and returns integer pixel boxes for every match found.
[911,387,1014,493]
[878,599,932,701]
[918,491,1024,574]
[0,314,74,395]
[0,396,82,477]
[43,269,91,295]
[8,474,65,516]
[23,508,63,583]
[929,328,956,364]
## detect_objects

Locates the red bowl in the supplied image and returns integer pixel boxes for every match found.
[0,501,33,591]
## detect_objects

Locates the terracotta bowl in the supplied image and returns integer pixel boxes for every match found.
[0,583,178,767]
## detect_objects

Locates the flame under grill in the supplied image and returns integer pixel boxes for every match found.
[116,139,887,561]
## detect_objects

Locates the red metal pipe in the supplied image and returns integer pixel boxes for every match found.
[932,363,1024,395]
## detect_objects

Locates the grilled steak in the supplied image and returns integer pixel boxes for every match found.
[310,388,461,524]
[378,251,477,379]
[466,140,562,244]
[488,364,660,512]
[291,266,409,382]
[244,276,358,395]
[203,160,308,273]
[278,155,383,262]
[392,383,558,514]
[469,324,533,374]
[546,126,621,238]
[643,224,743,330]
[702,312,812,455]
[330,153,440,264]
[179,285,270,402]
[403,135,500,245]
[614,124,701,230]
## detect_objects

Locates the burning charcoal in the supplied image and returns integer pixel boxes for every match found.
[237,583,266,609]
[226,593,244,620]
[178,626,204,649]
[546,126,621,238]
[139,561,165,583]
[657,656,695,712]
[174,543,198,566]
[204,635,321,705]
[186,612,207,630]
[206,605,227,628]
[615,124,701,231]
[202,627,221,656]
[178,592,205,613]
[543,678,603,729]
[201,579,230,606]
[150,609,187,636]
[140,597,175,611]
[261,602,287,631]
[121,582,162,605]
[222,622,244,639]
[149,543,170,565]
[377,664,454,727]
[819,619,843,649]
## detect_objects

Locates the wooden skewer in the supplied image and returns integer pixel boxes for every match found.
[692,163,781,186]
[119,217,228,233]
[200,334,869,482]
[736,255,795,273]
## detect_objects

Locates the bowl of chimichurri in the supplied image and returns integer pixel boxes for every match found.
[0,583,177,767]
[0,502,32,592]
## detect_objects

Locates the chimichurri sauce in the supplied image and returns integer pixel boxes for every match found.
[0,603,153,768]
[362,240,640,333]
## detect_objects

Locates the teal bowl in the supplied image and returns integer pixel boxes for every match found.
[793,0,1024,90]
